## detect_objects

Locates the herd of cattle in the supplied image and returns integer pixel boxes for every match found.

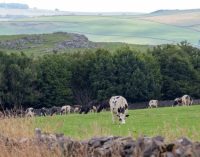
[148,94,193,108]
[0,94,193,124]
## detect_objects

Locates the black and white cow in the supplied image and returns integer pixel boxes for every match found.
[109,96,129,124]
[79,106,91,114]
[73,105,82,113]
[181,95,193,106]
[48,106,61,116]
[173,95,193,106]
[25,107,35,117]
[34,107,48,116]
[97,101,110,113]
[148,100,158,108]
[60,105,71,115]
[173,97,182,106]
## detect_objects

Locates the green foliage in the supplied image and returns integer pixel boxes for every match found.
[0,43,199,109]
[0,52,38,109]
[37,55,72,107]
[151,43,200,99]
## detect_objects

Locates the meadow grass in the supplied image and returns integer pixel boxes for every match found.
[0,105,200,141]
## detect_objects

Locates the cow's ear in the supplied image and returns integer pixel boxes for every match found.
[126,114,129,117]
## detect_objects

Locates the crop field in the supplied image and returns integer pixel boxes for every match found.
[0,105,200,141]
[1,14,200,45]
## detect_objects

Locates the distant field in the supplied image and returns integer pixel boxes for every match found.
[0,33,150,56]
[1,105,200,141]
[0,14,200,45]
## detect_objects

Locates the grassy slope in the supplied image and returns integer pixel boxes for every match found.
[0,33,150,56]
[0,15,200,45]
[140,11,200,26]
[36,105,200,140]
[1,105,199,140]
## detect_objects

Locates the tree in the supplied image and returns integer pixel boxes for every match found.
[37,54,72,107]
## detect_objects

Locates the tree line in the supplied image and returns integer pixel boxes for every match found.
[0,41,200,109]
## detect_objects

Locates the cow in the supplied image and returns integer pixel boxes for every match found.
[181,95,193,106]
[60,105,71,115]
[148,100,158,108]
[109,96,129,124]
[90,106,97,113]
[34,107,48,116]
[73,105,82,113]
[97,101,109,113]
[25,107,35,117]
[79,106,90,114]
[48,106,61,116]
[173,97,182,106]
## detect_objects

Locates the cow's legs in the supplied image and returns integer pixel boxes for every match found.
[111,112,117,124]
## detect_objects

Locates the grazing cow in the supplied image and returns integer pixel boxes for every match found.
[25,107,35,117]
[148,100,158,108]
[79,106,90,114]
[173,97,182,106]
[73,105,82,113]
[40,107,48,116]
[34,107,48,116]
[49,106,61,116]
[181,95,193,106]
[109,96,129,124]
[90,106,97,113]
[61,105,71,115]
[97,101,109,113]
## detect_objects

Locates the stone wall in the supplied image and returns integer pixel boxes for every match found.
[0,128,200,157]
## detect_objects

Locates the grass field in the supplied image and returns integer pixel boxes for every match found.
[0,33,151,56]
[1,14,200,45]
[1,105,200,141]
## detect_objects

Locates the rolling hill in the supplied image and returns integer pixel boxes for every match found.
[0,32,150,55]
[0,9,200,46]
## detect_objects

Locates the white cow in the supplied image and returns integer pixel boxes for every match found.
[181,95,193,106]
[25,107,35,117]
[149,100,158,108]
[61,105,71,115]
[109,96,129,124]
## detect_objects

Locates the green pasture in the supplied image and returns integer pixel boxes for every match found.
[33,105,200,140]
[0,33,150,56]
[0,15,200,45]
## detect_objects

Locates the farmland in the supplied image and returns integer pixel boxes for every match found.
[1,105,200,141]
[0,11,200,45]
[0,32,151,56]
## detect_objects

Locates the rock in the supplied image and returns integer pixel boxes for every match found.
[1,129,200,157]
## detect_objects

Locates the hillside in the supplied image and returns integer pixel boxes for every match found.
[140,9,200,27]
[0,9,200,45]
[0,32,150,55]
[0,14,200,46]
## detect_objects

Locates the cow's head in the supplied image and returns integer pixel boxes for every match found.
[174,98,182,106]
[117,107,128,124]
